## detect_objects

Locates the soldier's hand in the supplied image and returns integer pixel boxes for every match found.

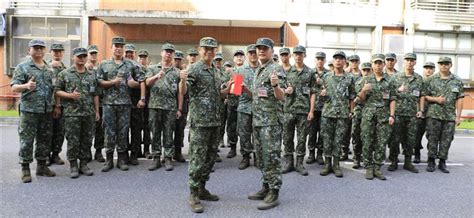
[389,116,395,125]
[180,70,188,81]
[176,110,182,119]
[51,60,62,68]
[226,79,234,90]
[286,83,294,95]
[320,86,327,96]
[71,88,81,101]
[53,106,62,119]
[113,77,122,87]
[137,99,145,108]
[437,96,446,105]
[157,70,165,80]
[270,71,279,87]
[362,81,372,92]
[455,117,461,126]
[316,77,321,85]
[307,112,314,121]
[416,111,424,118]
[398,82,407,92]
[242,83,250,94]
[26,77,36,91]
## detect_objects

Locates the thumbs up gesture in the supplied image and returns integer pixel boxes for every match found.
[362,81,372,92]
[26,76,36,91]
[270,71,279,87]
[180,69,188,81]
[286,83,294,95]
[71,87,81,101]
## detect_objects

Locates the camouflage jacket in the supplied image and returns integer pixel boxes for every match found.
[358,74,397,116]
[424,72,464,121]
[186,60,223,127]
[252,60,286,127]
[87,63,103,106]
[54,66,98,116]
[48,60,66,79]
[315,69,330,112]
[236,63,257,115]
[390,72,424,117]
[96,57,143,105]
[225,66,241,107]
[128,60,144,108]
[146,63,180,111]
[284,64,317,114]
[321,72,356,118]
[10,57,54,113]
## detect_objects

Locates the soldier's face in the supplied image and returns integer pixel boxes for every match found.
[174,59,182,67]
[350,60,359,69]
[372,60,385,73]
[214,59,222,68]
[187,54,198,64]
[233,54,245,66]
[199,47,217,62]
[73,54,88,65]
[29,46,45,59]
[292,52,305,64]
[280,53,290,63]
[404,59,416,71]
[88,52,98,61]
[423,67,434,77]
[161,49,174,62]
[139,56,149,65]
[333,56,345,69]
[315,58,325,68]
[438,62,452,73]
[256,46,273,63]
[247,51,258,63]
[112,44,124,57]
[362,68,371,76]
[50,50,64,61]
[386,58,396,69]
[125,51,135,60]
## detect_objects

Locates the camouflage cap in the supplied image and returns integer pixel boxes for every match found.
[279,47,290,55]
[246,44,256,52]
[315,52,326,59]
[361,62,372,70]
[28,39,46,47]
[112,36,126,45]
[256,37,274,48]
[72,47,88,56]
[124,44,136,52]
[224,61,233,67]
[187,48,199,56]
[137,49,149,57]
[423,61,436,68]
[214,52,223,60]
[372,53,386,62]
[50,43,64,51]
[437,56,452,63]
[385,53,397,60]
[199,37,218,48]
[348,55,360,61]
[333,50,346,59]
[88,45,99,53]
[404,53,417,60]
[328,61,334,66]
[174,50,184,59]
[293,45,306,53]
[273,54,279,60]
[233,49,245,56]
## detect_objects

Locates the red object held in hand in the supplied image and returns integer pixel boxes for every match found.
[231,74,243,96]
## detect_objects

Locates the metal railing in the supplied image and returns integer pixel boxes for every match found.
[410,0,474,26]
[9,0,84,10]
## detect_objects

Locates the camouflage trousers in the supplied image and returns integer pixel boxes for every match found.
[426,118,455,160]
[18,111,52,164]
[237,112,253,156]
[361,110,391,167]
[283,113,309,157]
[342,118,352,155]
[94,107,104,150]
[415,118,426,150]
[51,107,64,154]
[149,108,176,158]
[253,125,282,190]
[64,115,95,160]
[389,116,418,161]
[103,105,130,154]
[188,126,219,189]
[307,110,323,151]
[321,117,348,158]
[174,112,187,148]
[226,105,238,145]
[130,107,151,153]
[351,107,363,159]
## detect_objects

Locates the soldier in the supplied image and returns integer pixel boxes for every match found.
[97,36,145,172]
[137,49,152,159]
[55,47,99,178]
[307,52,328,165]
[235,44,259,170]
[87,45,106,162]
[384,53,398,76]
[172,50,186,162]
[328,61,334,71]
[213,52,225,163]
[387,53,423,173]
[145,43,181,171]
[48,43,66,166]
[423,57,464,173]
[272,54,279,63]
[11,39,56,183]
[413,61,435,163]
[351,62,372,169]
[247,37,285,210]
[180,37,228,213]
[281,45,316,176]
[357,54,396,180]
[187,48,199,64]
[279,48,291,73]
[224,61,233,69]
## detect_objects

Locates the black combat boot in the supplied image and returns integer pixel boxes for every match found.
[438,159,449,173]
[248,183,269,200]
[20,163,32,183]
[143,145,152,159]
[116,152,129,171]
[387,158,398,171]
[295,156,308,176]
[129,152,139,165]
[94,149,105,162]
[79,159,94,176]
[352,155,361,169]
[227,144,237,158]
[413,148,421,164]
[69,159,79,178]
[306,149,316,164]
[257,189,280,210]
[316,149,324,165]
[173,146,186,162]
[148,156,162,171]
[282,155,294,174]
[403,155,419,173]
[198,181,219,201]
[36,160,56,177]
[426,157,436,172]
[101,152,114,172]
[50,152,65,165]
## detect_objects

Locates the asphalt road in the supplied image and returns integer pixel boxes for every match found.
[0,125,473,217]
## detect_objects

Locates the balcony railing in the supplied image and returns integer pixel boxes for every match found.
[9,0,84,10]
[410,0,474,26]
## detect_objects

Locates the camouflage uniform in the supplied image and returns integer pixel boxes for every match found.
[225,65,241,156]
[48,58,66,159]
[307,67,328,162]
[236,63,257,157]
[88,62,105,153]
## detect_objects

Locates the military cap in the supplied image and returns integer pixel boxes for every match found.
[111,36,126,45]
[161,43,175,52]
[247,44,256,52]
[28,39,46,47]
[437,56,452,63]
[328,61,334,66]
[88,45,99,53]
[404,53,417,60]
[279,47,290,55]
[293,45,306,53]
[174,50,184,59]
[256,37,274,48]
[385,53,397,60]
[333,50,346,59]
[214,52,223,60]
[199,37,218,48]
[372,53,386,62]
[233,49,245,56]
[137,49,149,57]
[224,61,233,67]
[187,48,199,56]
[124,44,136,52]
[50,43,64,51]
[423,62,436,68]
[72,47,88,56]
[273,54,279,61]
[315,52,326,58]
[361,62,372,70]
[348,55,360,61]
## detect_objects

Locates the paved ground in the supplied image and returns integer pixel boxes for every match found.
[0,125,473,217]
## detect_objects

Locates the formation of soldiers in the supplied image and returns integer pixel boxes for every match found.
[11,36,464,213]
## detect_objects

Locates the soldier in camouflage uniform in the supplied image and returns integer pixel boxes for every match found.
[423,57,464,173]
[307,52,328,165]
[279,48,291,74]
[387,53,423,173]
[11,39,56,183]
[273,54,279,63]
[319,51,356,178]
[384,53,398,76]
[180,37,227,213]
[214,53,227,152]
[413,61,435,163]
[247,38,286,210]
[48,43,66,166]
[357,54,397,180]
[137,49,152,159]
[55,47,99,178]
[145,43,181,171]
[172,50,186,162]
[97,36,145,172]
[281,45,316,176]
